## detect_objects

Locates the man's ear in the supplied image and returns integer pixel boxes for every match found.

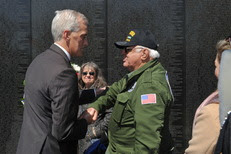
[141,49,150,60]
[63,30,71,40]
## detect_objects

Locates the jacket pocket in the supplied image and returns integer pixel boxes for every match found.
[111,93,129,124]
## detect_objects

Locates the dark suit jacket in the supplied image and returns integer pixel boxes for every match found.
[16,44,88,154]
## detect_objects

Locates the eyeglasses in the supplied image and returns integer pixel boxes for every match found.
[124,47,144,53]
[82,72,95,76]
[124,47,134,53]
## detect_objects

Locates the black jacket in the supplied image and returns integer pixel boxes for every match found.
[215,112,231,154]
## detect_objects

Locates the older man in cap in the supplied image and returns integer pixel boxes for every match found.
[84,29,174,154]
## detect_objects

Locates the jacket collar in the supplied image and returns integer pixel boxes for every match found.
[54,43,71,60]
[127,59,159,81]
[120,59,159,92]
[49,44,70,63]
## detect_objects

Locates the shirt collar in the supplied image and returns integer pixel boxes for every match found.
[54,43,71,61]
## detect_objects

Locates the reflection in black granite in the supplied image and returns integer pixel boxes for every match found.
[1,0,231,153]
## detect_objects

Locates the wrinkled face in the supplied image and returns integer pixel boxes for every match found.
[121,46,143,71]
[214,55,220,79]
[82,66,96,88]
[69,19,88,57]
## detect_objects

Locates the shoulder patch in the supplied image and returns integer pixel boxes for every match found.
[141,94,157,104]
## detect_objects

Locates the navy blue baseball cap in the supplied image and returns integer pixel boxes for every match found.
[114,29,158,50]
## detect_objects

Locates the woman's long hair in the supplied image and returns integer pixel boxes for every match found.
[78,62,107,89]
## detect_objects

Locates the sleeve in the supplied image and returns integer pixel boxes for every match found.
[218,49,231,125]
[49,68,88,141]
[133,81,169,154]
[89,77,126,112]
[185,104,220,154]
[79,89,96,105]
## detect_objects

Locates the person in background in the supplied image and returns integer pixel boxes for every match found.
[78,62,111,154]
[82,29,174,154]
[78,62,107,90]
[17,9,92,154]
[185,39,231,154]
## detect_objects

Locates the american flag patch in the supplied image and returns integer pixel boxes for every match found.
[141,94,157,104]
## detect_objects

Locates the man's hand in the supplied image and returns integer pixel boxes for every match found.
[79,108,98,124]
[87,108,98,122]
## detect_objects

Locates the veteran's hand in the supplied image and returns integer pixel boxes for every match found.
[87,107,98,122]
[79,108,98,124]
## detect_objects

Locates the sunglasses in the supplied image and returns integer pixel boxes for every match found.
[82,72,95,76]
[124,47,144,53]
[125,47,134,53]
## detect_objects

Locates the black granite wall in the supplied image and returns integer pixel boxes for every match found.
[1,0,231,153]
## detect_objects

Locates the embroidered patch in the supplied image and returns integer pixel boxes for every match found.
[127,36,132,39]
[125,31,136,42]
[129,31,136,36]
[141,94,157,104]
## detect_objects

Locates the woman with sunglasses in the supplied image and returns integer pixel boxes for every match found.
[77,62,110,154]
[78,62,107,90]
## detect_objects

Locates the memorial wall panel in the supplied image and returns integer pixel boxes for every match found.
[0,0,31,153]
[31,0,108,78]
[1,0,231,153]
[185,0,231,147]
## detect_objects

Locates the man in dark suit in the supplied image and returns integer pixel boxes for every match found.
[17,9,92,154]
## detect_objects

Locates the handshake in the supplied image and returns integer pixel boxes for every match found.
[79,108,98,124]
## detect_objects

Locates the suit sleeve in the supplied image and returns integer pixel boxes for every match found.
[134,81,170,154]
[49,68,87,141]
[185,104,220,154]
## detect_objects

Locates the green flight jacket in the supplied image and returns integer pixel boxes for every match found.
[89,59,174,154]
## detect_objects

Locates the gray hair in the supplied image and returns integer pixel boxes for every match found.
[135,45,160,59]
[51,9,88,42]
